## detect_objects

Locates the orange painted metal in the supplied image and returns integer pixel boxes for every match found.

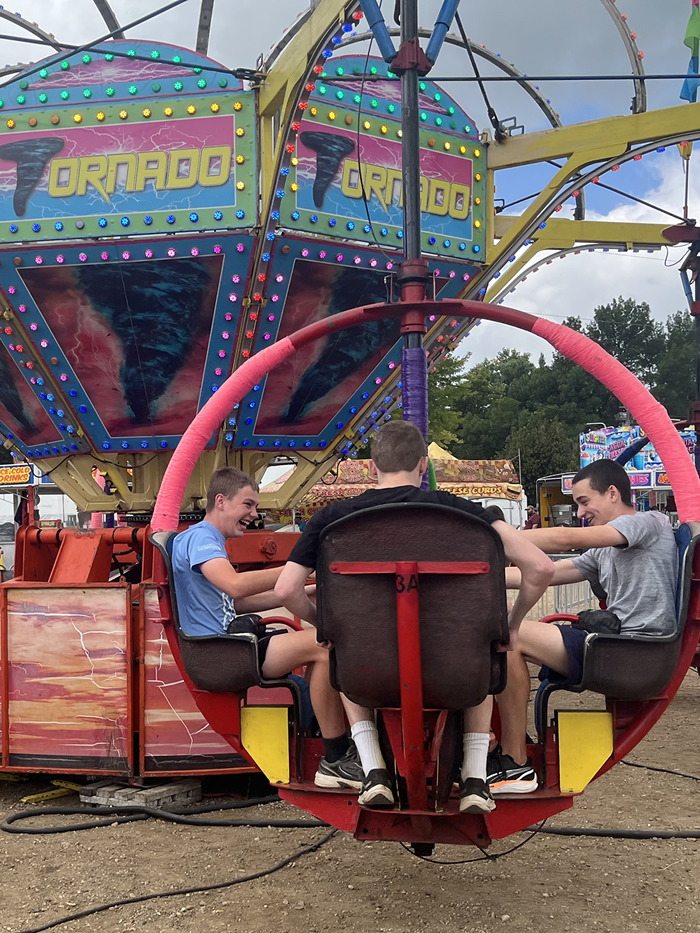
[49,531,114,584]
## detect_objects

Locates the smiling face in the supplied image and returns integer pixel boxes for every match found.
[572,477,625,526]
[213,485,260,538]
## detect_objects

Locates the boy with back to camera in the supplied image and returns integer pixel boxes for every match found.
[491,457,678,795]
[172,466,382,793]
[275,421,555,813]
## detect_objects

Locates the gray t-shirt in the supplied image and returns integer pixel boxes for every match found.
[571,511,677,635]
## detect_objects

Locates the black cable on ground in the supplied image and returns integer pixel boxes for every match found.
[11,828,337,933]
[620,759,700,783]
[527,825,700,840]
[1,797,327,835]
[400,820,548,865]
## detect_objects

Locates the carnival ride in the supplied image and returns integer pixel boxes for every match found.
[0,0,700,850]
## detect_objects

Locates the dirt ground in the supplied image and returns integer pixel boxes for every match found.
[1,672,699,933]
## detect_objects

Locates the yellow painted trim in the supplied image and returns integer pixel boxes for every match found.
[557,711,613,793]
[488,102,700,170]
[241,706,290,784]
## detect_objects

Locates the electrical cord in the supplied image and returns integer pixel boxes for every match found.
[1,796,328,835]
[10,828,337,933]
[528,825,700,840]
[400,820,548,865]
[620,758,700,783]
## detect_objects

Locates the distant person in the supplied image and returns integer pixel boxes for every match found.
[523,505,541,530]
[0,546,4,572]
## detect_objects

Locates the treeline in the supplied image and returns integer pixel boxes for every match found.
[428,297,695,500]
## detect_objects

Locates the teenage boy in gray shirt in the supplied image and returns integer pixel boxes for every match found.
[489,458,677,797]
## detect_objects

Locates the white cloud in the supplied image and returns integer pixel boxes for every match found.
[463,153,697,365]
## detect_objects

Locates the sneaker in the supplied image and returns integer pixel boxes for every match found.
[487,745,538,796]
[314,746,364,790]
[358,768,395,808]
[459,777,496,814]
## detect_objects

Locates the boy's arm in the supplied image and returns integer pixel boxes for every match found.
[522,524,627,552]
[275,561,317,624]
[200,559,283,600]
[505,558,584,589]
[236,584,315,615]
[492,521,555,636]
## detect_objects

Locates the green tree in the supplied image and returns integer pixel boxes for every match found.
[503,416,579,502]
[652,310,694,420]
[427,352,468,448]
[451,350,535,459]
[586,297,665,383]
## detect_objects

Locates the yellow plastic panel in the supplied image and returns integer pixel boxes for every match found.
[557,711,613,793]
[241,706,290,784]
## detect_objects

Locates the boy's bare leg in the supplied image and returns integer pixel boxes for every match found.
[459,696,496,813]
[262,628,345,737]
[340,696,394,806]
[497,620,570,765]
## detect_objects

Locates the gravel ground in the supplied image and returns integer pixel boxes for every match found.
[1,671,699,933]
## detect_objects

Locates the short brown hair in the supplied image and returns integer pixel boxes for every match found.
[206,467,258,512]
[371,421,427,473]
[572,459,632,506]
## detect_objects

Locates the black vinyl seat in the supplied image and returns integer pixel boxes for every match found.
[534,521,700,737]
[150,531,302,707]
[315,502,511,711]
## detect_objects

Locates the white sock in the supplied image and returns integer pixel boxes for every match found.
[350,720,386,774]
[461,732,490,783]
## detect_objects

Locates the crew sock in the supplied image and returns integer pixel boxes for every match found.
[461,732,490,783]
[350,720,386,774]
[322,732,350,763]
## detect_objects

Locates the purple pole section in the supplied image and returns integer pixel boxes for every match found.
[402,345,429,487]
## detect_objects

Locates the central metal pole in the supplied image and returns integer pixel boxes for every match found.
[401,0,422,268]
[398,0,430,454]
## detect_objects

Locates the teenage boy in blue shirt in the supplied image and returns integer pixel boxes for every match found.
[172,467,376,793]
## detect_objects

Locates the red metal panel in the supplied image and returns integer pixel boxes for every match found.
[140,585,255,776]
[395,561,427,812]
[4,584,130,773]
[1,582,8,768]
[330,561,490,575]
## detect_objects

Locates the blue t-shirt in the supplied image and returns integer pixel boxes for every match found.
[172,521,236,636]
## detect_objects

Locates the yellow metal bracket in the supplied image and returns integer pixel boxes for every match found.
[241,706,290,784]
[557,711,613,793]
[21,780,83,805]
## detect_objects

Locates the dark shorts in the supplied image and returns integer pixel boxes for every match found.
[538,624,587,687]
[257,627,289,667]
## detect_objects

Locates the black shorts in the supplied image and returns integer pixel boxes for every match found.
[538,625,587,687]
[257,628,288,667]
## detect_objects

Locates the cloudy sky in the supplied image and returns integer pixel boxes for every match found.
[0,0,696,364]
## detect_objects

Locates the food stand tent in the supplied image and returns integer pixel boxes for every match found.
[262,447,522,523]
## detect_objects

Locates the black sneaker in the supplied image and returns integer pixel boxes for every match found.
[358,768,395,807]
[487,744,537,796]
[314,746,364,790]
[459,777,496,814]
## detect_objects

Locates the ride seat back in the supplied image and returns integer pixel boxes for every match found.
[150,531,261,693]
[316,503,510,710]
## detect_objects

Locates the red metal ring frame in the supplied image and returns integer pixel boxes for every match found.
[151,298,700,834]
[152,299,700,532]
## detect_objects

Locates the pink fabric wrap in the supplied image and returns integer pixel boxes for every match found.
[533,317,700,522]
[151,338,295,532]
